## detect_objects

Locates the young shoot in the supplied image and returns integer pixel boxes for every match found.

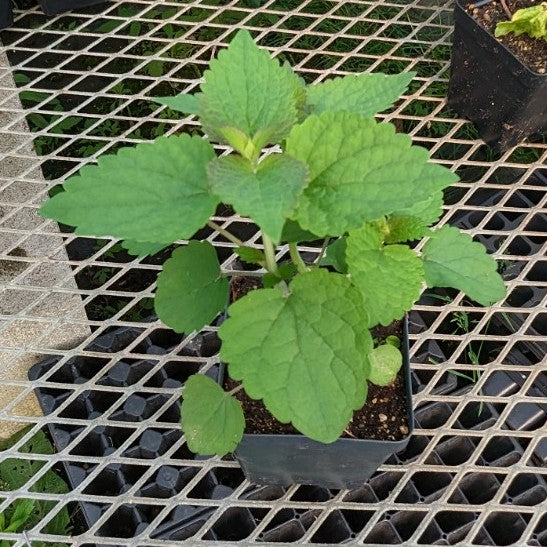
[495,2,547,41]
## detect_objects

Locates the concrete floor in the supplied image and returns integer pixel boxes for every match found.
[0,48,90,440]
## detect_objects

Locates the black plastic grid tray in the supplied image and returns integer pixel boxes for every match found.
[1,0,546,544]
[29,320,547,543]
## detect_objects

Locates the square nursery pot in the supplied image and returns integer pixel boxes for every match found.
[38,0,109,16]
[448,0,547,151]
[0,1,13,29]
[221,318,414,490]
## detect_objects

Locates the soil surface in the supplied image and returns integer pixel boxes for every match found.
[224,276,410,442]
[467,0,547,73]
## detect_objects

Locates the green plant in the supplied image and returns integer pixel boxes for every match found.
[495,2,547,41]
[0,498,35,543]
[40,30,506,455]
[0,429,70,546]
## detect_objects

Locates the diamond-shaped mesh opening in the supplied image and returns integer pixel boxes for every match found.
[1,0,545,545]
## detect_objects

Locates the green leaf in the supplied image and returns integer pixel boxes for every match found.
[181,374,244,456]
[261,274,278,289]
[262,263,297,288]
[19,90,50,104]
[368,344,403,386]
[155,241,229,333]
[0,430,70,536]
[208,154,308,243]
[154,93,201,114]
[199,30,298,146]
[280,219,320,243]
[40,135,217,243]
[217,126,258,159]
[5,500,35,533]
[307,71,415,117]
[422,225,506,306]
[13,73,31,85]
[347,223,425,327]
[495,4,547,40]
[282,62,307,119]
[385,335,401,349]
[392,191,444,226]
[234,246,265,265]
[219,269,372,442]
[320,237,348,273]
[386,215,428,243]
[122,240,169,257]
[286,112,458,236]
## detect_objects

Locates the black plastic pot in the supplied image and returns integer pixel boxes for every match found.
[221,318,414,489]
[448,0,547,151]
[37,0,109,16]
[0,0,13,30]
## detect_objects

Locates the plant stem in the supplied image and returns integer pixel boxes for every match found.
[228,383,243,396]
[279,280,290,297]
[222,270,264,278]
[314,237,330,266]
[344,428,357,438]
[262,233,279,274]
[289,243,308,274]
[207,221,245,246]
[499,0,512,19]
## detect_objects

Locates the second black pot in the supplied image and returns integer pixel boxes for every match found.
[0,1,13,30]
[221,318,414,489]
[447,0,546,151]
[37,0,109,16]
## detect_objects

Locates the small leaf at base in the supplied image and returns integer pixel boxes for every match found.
[369,344,403,386]
[281,219,321,243]
[386,215,428,243]
[181,374,244,456]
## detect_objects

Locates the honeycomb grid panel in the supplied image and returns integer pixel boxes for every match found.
[0,1,545,545]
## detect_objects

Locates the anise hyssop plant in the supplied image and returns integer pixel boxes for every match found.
[41,30,506,455]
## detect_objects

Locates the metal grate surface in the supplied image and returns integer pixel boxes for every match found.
[0,0,545,545]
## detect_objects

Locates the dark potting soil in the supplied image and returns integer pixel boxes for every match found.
[467,0,547,73]
[224,276,409,442]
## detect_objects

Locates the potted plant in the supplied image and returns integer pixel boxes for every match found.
[448,0,547,151]
[38,0,109,17]
[40,30,506,489]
